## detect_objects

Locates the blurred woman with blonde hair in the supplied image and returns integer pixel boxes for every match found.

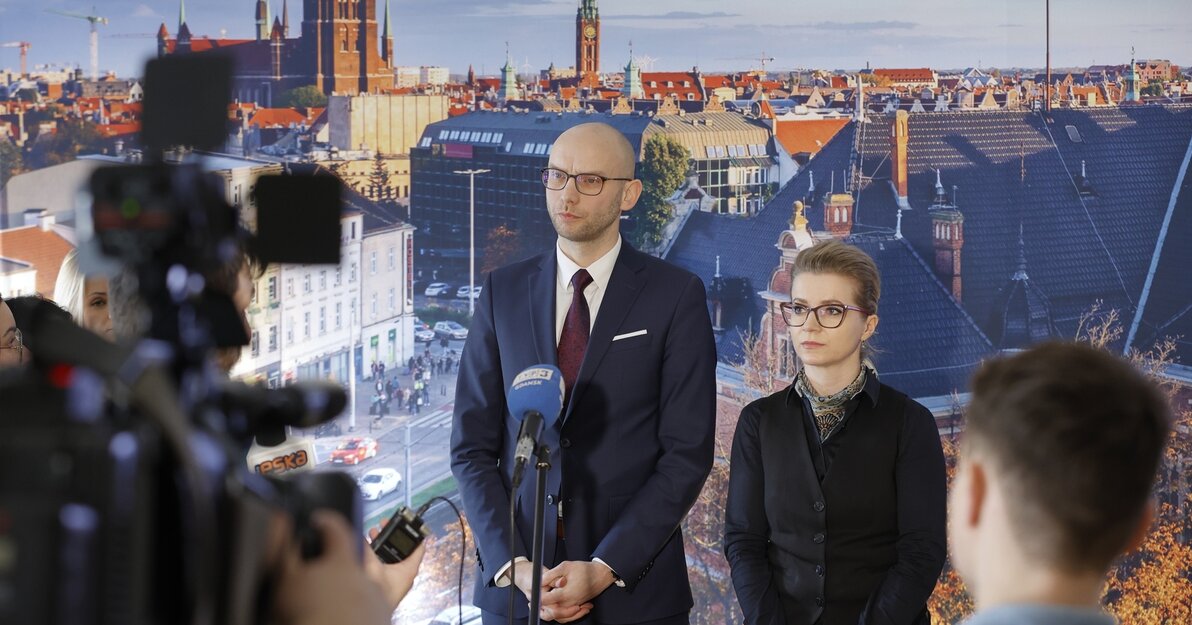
[53,249,113,340]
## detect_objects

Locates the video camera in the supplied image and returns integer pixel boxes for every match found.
[0,54,365,625]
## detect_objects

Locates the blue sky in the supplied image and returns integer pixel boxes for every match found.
[1,0,1189,78]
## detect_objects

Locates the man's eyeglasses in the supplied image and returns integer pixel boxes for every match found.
[540,167,633,196]
[0,328,22,362]
[780,303,872,329]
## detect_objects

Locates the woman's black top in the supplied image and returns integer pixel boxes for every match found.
[724,374,947,625]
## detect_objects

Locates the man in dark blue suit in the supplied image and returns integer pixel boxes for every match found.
[450,122,717,625]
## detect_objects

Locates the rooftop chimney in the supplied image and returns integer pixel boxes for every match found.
[930,206,965,301]
[23,208,47,228]
[890,110,910,209]
[824,193,855,239]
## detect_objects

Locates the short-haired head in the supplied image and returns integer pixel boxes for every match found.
[964,341,1171,572]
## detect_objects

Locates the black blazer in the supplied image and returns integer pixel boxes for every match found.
[724,376,947,625]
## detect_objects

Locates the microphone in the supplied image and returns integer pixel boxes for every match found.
[507,365,564,488]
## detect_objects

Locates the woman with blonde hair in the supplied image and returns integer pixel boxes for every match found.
[725,239,947,625]
[53,249,113,340]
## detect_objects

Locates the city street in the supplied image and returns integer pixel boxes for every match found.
[299,336,466,526]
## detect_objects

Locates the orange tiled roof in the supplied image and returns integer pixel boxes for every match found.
[163,38,254,54]
[0,225,75,297]
[96,122,139,137]
[874,68,935,82]
[642,72,702,100]
[774,118,850,156]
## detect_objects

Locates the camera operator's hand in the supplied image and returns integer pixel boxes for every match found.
[273,511,392,625]
[365,525,425,612]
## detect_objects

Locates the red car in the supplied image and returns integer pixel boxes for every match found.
[329,437,378,465]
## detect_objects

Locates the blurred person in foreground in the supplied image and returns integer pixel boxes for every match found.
[0,295,24,368]
[724,240,947,625]
[4,294,72,363]
[53,248,114,340]
[949,341,1171,625]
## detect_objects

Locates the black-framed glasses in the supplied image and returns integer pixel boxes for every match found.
[780,302,871,328]
[0,328,22,363]
[540,167,633,196]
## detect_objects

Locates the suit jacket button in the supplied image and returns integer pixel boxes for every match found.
[813,532,825,544]
[815,596,824,607]
[560,438,572,448]
[546,494,556,505]
[813,500,825,512]
[815,565,825,577]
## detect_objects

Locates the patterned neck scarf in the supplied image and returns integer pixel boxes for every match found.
[795,366,869,441]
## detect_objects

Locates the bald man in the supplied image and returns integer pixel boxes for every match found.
[0,295,23,368]
[451,123,717,625]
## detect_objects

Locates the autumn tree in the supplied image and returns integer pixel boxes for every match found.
[481,224,521,274]
[392,512,478,624]
[628,134,688,252]
[27,117,105,168]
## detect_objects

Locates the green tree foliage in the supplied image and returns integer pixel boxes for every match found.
[1141,79,1165,97]
[368,153,391,199]
[278,85,328,109]
[629,134,688,251]
[27,118,105,169]
[0,140,23,187]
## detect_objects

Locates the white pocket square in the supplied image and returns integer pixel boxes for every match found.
[612,329,648,341]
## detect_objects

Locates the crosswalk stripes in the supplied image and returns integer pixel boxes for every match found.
[408,408,452,430]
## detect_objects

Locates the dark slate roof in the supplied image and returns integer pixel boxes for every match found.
[1131,145,1192,357]
[667,123,993,398]
[418,110,654,160]
[846,107,1192,364]
[668,104,1192,398]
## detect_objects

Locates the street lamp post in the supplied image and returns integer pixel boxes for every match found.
[452,168,491,317]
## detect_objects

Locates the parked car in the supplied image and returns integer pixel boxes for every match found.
[426,605,482,625]
[329,437,378,465]
[455,285,482,300]
[413,317,435,343]
[434,321,469,341]
[424,282,451,297]
[357,468,401,501]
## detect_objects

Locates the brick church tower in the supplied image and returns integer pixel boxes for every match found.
[576,0,600,88]
[301,0,394,95]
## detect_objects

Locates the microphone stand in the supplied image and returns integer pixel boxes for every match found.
[528,443,552,625]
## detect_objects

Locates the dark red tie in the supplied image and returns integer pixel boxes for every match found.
[558,269,594,402]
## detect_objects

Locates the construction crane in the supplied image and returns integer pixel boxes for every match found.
[47,7,109,80]
[0,41,31,77]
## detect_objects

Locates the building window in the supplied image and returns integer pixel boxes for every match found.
[493,132,503,142]
[268,276,277,301]
[287,278,294,296]
[336,302,342,329]
[350,299,356,324]
[268,325,277,351]
[371,293,378,319]
[319,307,326,334]
[304,274,311,294]
[351,222,357,239]
[250,330,259,357]
[388,247,395,270]
[388,288,395,312]
[287,318,294,344]
[370,252,377,275]
[350,263,357,283]
[335,268,342,286]
[320,270,327,290]
[304,312,310,338]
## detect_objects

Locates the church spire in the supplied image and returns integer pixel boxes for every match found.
[282,0,289,38]
[178,0,187,32]
[500,43,518,102]
[381,0,394,65]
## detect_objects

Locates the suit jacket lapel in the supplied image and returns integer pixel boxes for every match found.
[564,244,646,422]
[528,252,558,368]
